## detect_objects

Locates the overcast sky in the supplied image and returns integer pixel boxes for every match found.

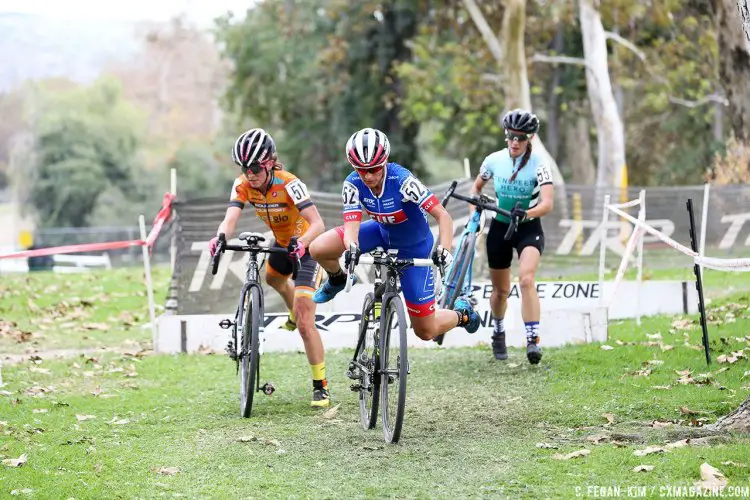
[0,0,253,24]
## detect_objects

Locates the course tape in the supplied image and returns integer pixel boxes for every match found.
[0,193,175,261]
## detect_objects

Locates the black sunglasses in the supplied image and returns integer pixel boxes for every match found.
[242,163,264,175]
[505,131,530,142]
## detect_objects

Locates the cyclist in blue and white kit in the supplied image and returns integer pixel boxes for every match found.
[470,109,555,364]
[310,128,480,340]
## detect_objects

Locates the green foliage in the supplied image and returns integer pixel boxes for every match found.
[31,78,146,227]
[167,142,236,199]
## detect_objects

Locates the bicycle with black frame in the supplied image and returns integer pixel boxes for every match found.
[433,180,522,345]
[210,232,300,418]
[342,245,442,444]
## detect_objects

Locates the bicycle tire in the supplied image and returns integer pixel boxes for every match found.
[240,286,262,418]
[433,233,475,346]
[356,292,380,430]
[380,295,408,444]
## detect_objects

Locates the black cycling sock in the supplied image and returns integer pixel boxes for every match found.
[328,268,346,286]
[493,317,505,335]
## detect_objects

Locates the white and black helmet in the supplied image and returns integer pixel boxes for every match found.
[502,109,540,134]
[232,128,276,168]
[345,128,391,168]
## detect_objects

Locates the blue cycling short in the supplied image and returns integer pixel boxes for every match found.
[335,220,436,317]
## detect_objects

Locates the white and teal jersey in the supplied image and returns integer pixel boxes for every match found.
[479,148,553,223]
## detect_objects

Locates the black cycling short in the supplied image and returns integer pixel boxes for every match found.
[486,217,545,270]
[266,244,322,298]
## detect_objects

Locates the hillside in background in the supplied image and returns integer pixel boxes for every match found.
[0,12,144,92]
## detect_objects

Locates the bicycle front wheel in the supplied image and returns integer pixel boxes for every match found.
[240,286,262,418]
[380,296,408,444]
[440,233,475,310]
[356,293,380,430]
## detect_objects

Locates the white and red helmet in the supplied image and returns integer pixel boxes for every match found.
[232,128,276,169]
[345,128,390,168]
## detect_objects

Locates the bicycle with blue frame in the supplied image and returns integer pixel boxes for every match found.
[433,180,522,345]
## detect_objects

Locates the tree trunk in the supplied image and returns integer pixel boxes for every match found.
[712,395,750,432]
[546,23,565,158]
[740,0,750,42]
[716,0,750,143]
[462,0,564,186]
[567,108,596,185]
[578,0,627,187]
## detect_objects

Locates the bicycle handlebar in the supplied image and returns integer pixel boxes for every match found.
[441,180,523,241]
[210,233,300,279]
[344,246,440,294]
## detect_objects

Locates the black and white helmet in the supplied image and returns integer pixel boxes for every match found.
[232,128,276,168]
[345,128,391,168]
[502,109,540,134]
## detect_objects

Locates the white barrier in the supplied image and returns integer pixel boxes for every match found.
[155,307,608,354]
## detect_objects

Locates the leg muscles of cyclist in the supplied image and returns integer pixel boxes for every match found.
[517,246,541,324]
[265,267,295,311]
[489,268,511,319]
[309,229,346,275]
[410,309,462,341]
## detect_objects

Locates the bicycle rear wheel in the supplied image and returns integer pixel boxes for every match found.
[240,286,262,418]
[356,293,380,430]
[380,296,408,444]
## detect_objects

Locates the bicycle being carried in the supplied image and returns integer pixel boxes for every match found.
[342,245,440,444]
[433,180,522,345]
[210,232,300,418]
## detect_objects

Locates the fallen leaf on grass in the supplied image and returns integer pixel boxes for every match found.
[602,413,616,425]
[0,390,13,397]
[646,333,663,341]
[652,385,672,390]
[536,443,559,449]
[28,367,51,375]
[27,299,41,313]
[2,454,27,467]
[552,449,590,460]
[236,435,257,443]
[633,369,652,377]
[10,489,33,496]
[586,433,610,444]
[633,465,654,472]
[76,415,96,422]
[264,439,281,447]
[82,323,110,331]
[634,446,668,456]
[721,461,747,468]
[680,406,711,416]
[652,420,675,429]
[32,409,47,414]
[363,445,383,451]
[108,417,129,425]
[717,350,746,364]
[665,439,690,449]
[660,344,675,352]
[600,345,614,351]
[694,463,728,491]
[645,360,664,366]
[155,466,180,475]
[671,319,694,330]
[25,386,54,397]
[321,404,340,420]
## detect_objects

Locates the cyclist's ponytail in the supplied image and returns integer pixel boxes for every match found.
[270,152,283,171]
[509,142,532,182]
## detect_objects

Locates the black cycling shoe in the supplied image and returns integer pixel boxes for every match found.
[526,336,543,365]
[491,333,508,360]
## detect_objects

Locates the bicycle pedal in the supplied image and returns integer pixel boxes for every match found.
[260,382,275,395]
[349,383,362,392]
[219,319,234,329]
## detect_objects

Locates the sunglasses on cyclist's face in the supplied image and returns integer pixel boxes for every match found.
[505,131,530,142]
[354,163,385,176]
[242,162,265,175]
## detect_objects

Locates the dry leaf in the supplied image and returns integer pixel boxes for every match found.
[633,465,654,472]
[671,319,694,330]
[652,420,674,429]
[29,367,51,375]
[694,463,728,491]
[680,406,710,416]
[552,449,591,460]
[661,344,675,352]
[156,466,180,475]
[76,415,96,422]
[321,404,340,420]
[536,443,559,449]
[646,333,663,341]
[586,433,610,444]
[27,299,41,313]
[2,454,28,467]
[108,417,129,425]
[236,435,257,443]
[646,360,664,366]
[665,439,690,449]
[652,385,672,390]
[264,439,281,447]
[600,345,614,351]
[602,413,616,425]
[721,461,747,468]
[634,446,668,456]
[634,369,652,377]
[32,409,48,414]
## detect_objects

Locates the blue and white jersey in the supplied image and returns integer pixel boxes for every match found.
[479,148,553,223]
[341,163,439,248]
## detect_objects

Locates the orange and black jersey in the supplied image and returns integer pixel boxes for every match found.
[229,170,314,247]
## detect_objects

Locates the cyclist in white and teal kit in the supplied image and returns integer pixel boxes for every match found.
[469,109,555,364]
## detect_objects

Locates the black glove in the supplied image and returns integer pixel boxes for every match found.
[511,206,528,222]
[344,243,361,269]
[431,246,454,270]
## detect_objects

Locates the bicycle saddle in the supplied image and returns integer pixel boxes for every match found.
[238,232,266,243]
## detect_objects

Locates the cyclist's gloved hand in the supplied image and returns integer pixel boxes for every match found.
[344,243,361,269]
[208,236,219,257]
[289,240,306,259]
[511,206,528,222]
[432,245,453,270]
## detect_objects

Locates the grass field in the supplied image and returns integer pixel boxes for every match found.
[1,267,749,498]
